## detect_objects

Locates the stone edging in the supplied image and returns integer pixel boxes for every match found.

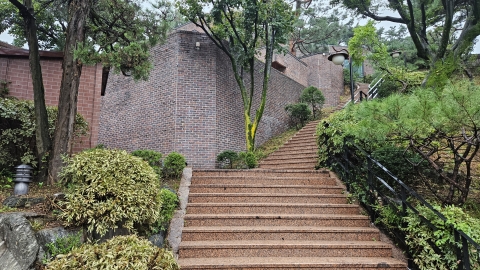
[167,167,192,258]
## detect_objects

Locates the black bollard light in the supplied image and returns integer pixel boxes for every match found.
[13,164,33,195]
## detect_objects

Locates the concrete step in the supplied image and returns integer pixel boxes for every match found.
[193,169,329,178]
[189,184,342,194]
[284,136,317,143]
[186,203,359,215]
[191,176,336,185]
[268,150,317,158]
[178,257,408,269]
[283,140,317,147]
[181,226,380,241]
[259,164,317,170]
[183,214,370,227]
[260,158,317,165]
[188,193,347,204]
[179,240,393,258]
[276,145,317,151]
[261,153,317,160]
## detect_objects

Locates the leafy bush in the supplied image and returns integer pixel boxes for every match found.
[43,232,82,264]
[0,98,88,172]
[131,149,162,177]
[403,204,480,270]
[371,145,434,188]
[285,103,311,129]
[216,150,239,169]
[59,149,161,237]
[163,152,186,179]
[238,151,257,169]
[318,80,480,205]
[154,189,179,232]
[300,86,325,119]
[0,168,13,190]
[46,235,179,270]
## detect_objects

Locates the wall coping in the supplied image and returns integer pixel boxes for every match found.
[0,47,63,59]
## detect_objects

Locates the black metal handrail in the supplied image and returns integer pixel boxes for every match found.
[322,133,480,270]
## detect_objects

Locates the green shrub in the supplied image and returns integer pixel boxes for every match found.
[371,145,435,188]
[285,103,311,129]
[154,189,179,233]
[238,151,257,169]
[163,152,186,179]
[0,169,13,190]
[216,150,239,169]
[59,149,161,237]
[46,235,179,270]
[0,98,88,172]
[300,86,325,119]
[43,232,82,264]
[131,149,162,177]
[403,204,480,270]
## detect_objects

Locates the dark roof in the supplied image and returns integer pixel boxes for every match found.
[0,47,63,58]
[0,41,18,49]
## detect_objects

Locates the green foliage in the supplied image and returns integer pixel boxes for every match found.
[131,150,162,177]
[403,204,480,270]
[216,150,239,169]
[0,205,16,213]
[371,145,434,187]
[45,235,179,270]
[285,103,312,129]
[349,21,389,67]
[291,4,353,54]
[0,168,13,190]
[318,80,480,205]
[59,149,161,237]
[43,232,82,264]
[0,80,9,98]
[300,86,325,119]
[0,98,88,172]
[163,152,186,179]
[154,189,178,233]
[238,151,258,169]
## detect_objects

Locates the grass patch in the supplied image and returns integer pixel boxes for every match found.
[255,128,298,161]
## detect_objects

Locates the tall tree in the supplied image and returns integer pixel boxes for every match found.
[6,0,51,181]
[291,1,354,55]
[1,0,173,183]
[331,0,480,84]
[179,0,295,152]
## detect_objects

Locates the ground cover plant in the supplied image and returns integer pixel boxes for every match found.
[45,235,179,270]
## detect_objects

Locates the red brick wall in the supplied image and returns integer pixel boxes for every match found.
[301,53,344,107]
[0,54,102,153]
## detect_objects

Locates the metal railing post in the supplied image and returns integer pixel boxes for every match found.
[367,158,375,222]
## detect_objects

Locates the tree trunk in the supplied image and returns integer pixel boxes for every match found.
[48,0,91,184]
[9,0,52,182]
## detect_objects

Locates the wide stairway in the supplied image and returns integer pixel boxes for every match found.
[177,122,407,269]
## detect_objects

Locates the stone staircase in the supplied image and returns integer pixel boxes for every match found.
[177,122,407,269]
[259,120,320,170]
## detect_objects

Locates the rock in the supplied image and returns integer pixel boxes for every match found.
[148,230,166,248]
[35,227,83,262]
[3,196,44,208]
[0,213,39,270]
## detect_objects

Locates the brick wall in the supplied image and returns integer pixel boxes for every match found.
[0,52,102,153]
[99,30,306,168]
[98,33,179,154]
[301,53,344,107]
